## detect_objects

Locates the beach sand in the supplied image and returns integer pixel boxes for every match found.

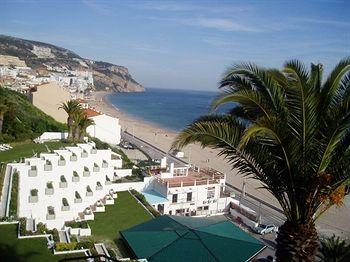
[89,91,280,207]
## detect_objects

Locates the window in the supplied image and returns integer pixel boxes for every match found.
[207,187,215,199]
[204,206,209,210]
[172,194,178,203]
[187,192,192,202]
[169,210,172,215]
[197,207,203,211]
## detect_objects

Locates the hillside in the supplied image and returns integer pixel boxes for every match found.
[0,35,144,92]
[0,88,66,142]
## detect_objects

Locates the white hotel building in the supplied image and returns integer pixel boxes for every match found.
[5,145,231,231]
[142,158,232,217]
[6,142,136,229]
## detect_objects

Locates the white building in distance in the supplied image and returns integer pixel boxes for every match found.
[84,108,121,145]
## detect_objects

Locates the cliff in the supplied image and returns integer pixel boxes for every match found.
[0,35,144,92]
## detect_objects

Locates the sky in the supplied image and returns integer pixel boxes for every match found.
[1,0,350,91]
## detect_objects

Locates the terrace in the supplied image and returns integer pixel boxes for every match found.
[157,168,225,188]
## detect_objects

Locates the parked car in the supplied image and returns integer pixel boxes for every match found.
[252,224,278,235]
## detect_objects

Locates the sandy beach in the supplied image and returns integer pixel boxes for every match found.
[88,91,350,237]
[89,91,280,207]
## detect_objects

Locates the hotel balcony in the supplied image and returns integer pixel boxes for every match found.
[58,158,66,166]
[102,160,108,168]
[72,172,80,182]
[28,195,38,203]
[45,188,54,195]
[86,186,93,197]
[46,207,55,220]
[90,148,97,154]
[96,182,103,190]
[74,191,82,203]
[83,167,90,177]
[93,164,100,172]
[70,154,77,161]
[44,160,53,171]
[28,166,37,177]
[81,151,88,158]
[61,198,70,211]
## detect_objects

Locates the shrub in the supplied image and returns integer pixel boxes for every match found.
[47,182,53,189]
[55,242,77,251]
[19,218,26,236]
[30,189,38,196]
[52,228,59,242]
[65,220,89,229]
[37,223,47,234]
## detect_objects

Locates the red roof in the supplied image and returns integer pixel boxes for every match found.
[84,108,101,118]
[76,98,87,103]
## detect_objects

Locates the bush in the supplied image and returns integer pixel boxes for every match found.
[65,220,89,229]
[55,242,77,251]
[76,240,94,250]
[37,223,48,234]
[51,228,59,242]
[19,218,26,236]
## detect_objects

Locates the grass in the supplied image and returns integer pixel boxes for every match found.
[0,224,85,262]
[88,191,152,255]
[0,141,67,163]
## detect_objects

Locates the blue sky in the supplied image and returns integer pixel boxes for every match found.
[1,0,349,91]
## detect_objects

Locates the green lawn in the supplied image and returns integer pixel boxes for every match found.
[0,224,85,262]
[88,191,152,255]
[0,141,67,163]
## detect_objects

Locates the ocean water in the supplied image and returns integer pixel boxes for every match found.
[107,88,231,131]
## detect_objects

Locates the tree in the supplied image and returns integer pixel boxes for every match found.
[77,115,94,142]
[71,110,84,143]
[318,235,350,262]
[172,58,350,261]
[58,100,81,141]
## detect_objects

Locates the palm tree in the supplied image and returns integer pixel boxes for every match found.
[78,115,94,142]
[172,58,350,261]
[58,100,81,141]
[318,235,350,262]
[71,110,84,143]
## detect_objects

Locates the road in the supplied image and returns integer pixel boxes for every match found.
[122,131,285,227]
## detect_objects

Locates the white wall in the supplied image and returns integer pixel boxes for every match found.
[86,114,121,145]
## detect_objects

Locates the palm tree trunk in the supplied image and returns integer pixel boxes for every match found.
[73,125,80,143]
[67,117,73,141]
[276,221,319,261]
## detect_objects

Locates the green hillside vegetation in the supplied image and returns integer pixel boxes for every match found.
[0,87,66,142]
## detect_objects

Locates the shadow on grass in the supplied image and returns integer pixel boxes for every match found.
[114,237,133,259]
[0,243,40,262]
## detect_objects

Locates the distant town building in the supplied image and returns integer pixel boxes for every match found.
[30,82,70,123]
[84,108,122,145]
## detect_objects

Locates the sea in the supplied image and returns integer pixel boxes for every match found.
[106,87,232,131]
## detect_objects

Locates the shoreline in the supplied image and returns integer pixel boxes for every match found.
[88,91,280,205]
